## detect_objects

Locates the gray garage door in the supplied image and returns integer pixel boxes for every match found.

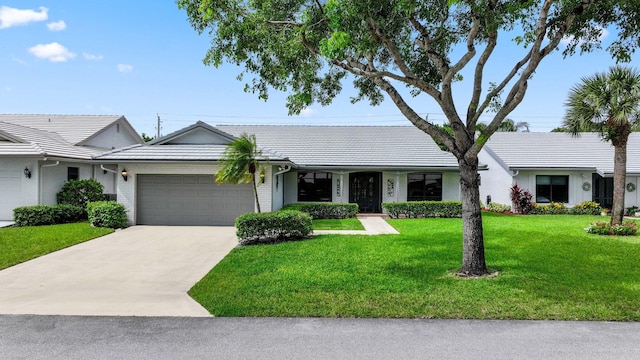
[137,174,254,226]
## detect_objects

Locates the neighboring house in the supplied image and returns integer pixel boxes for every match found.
[478,132,640,209]
[0,115,144,220]
[94,121,465,226]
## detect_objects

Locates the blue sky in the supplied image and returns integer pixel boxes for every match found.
[1,1,636,136]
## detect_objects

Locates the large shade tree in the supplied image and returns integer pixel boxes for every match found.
[564,66,640,225]
[216,133,265,213]
[179,0,639,276]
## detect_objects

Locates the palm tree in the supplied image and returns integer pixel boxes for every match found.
[564,66,640,225]
[498,118,530,132]
[216,133,265,213]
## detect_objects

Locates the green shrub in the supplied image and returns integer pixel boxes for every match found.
[533,202,568,215]
[52,204,84,223]
[86,201,128,229]
[382,201,462,219]
[570,201,603,215]
[13,204,84,227]
[625,206,639,216]
[56,179,105,215]
[486,202,511,213]
[281,202,358,219]
[235,210,312,245]
[585,221,638,236]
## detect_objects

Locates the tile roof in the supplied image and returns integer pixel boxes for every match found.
[0,114,125,145]
[93,144,286,162]
[217,125,460,169]
[0,122,102,159]
[484,132,640,175]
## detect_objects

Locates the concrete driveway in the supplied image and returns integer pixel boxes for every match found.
[0,226,238,317]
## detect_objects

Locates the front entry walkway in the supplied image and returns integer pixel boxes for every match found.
[314,216,399,235]
[0,226,238,317]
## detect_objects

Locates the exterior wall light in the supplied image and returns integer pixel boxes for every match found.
[121,169,128,181]
[23,167,31,179]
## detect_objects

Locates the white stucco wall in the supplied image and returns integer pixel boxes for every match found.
[39,161,95,205]
[92,165,118,194]
[511,171,593,206]
[83,123,140,150]
[626,176,640,208]
[271,166,285,211]
[116,163,272,224]
[478,150,514,206]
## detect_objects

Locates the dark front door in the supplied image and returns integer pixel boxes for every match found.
[349,172,382,213]
[592,174,613,209]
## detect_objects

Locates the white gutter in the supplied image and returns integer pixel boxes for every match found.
[274,165,292,191]
[100,164,118,174]
[274,165,292,176]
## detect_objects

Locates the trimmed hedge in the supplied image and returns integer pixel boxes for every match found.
[13,204,84,227]
[235,210,312,245]
[281,202,358,219]
[87,201,128,229]
[382,201,462,218]
[533,202,568,215]
[570,201,603,215]
[56,179,105,216]
[486,202,511,213]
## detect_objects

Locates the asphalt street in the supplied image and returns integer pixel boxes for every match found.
[1,315,640,360]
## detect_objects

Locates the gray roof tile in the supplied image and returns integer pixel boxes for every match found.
[218,125,459,168]
[93,144,286,162]
[0,114,125,145]
[484,132,640,175]
[0,122,101,159]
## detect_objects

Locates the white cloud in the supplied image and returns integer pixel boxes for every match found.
[118,64,133,73]
[46,20,66,31]
[300,108,316,117]
[0,6,48,29]
[83,52,103,61]
[28,42,76,62]
[562,27,609,45]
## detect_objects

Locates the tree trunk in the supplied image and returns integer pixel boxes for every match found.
[611,143,627,225]
[458,157,488,276]
[252,174,261,213]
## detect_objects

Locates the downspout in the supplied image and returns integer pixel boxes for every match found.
[339,172,344,203]
[100,165,119,195]
[39,160,60,204]
[395,171,401,202]
[100,164,118,174]
[274,165,292,207]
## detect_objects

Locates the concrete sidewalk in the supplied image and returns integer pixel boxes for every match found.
[314,216,399,235]
[0,226,238,317]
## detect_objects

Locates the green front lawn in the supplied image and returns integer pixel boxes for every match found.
[0,222,113,270]
[312,218,365,230]
[190,213,640,320]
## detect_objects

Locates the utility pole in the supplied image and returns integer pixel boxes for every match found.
[156,114,162,138]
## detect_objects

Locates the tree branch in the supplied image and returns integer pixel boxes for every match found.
[372,76,460,157]
[466,0,498,132]
[470,0,600,157]
[365,17,442,99]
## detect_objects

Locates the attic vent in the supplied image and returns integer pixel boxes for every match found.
[116,123,120,133]
[48,118,51,122]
